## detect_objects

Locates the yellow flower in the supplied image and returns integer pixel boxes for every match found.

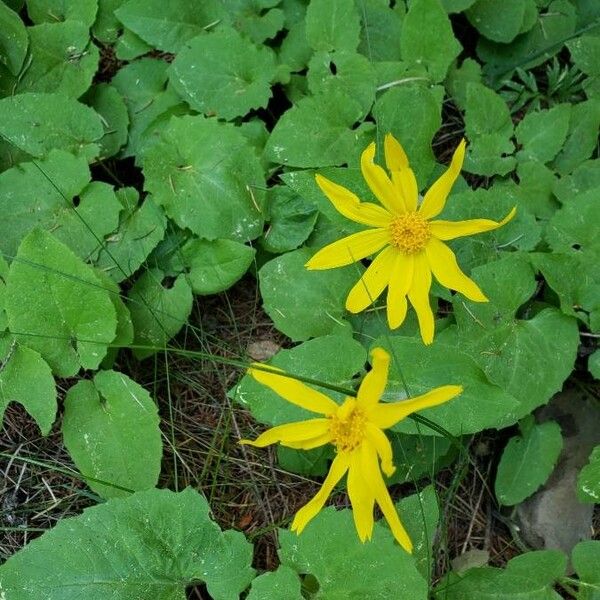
[240,347,462,552]
[305,135,516,344]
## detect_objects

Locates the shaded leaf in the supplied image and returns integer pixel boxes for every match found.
[305,0,360,53]
[0,1,28,75]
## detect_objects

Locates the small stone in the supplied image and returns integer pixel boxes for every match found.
[451,549,490,573]
[247,340,281,361]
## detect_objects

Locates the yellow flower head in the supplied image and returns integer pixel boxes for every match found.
[305,135,516,344]
[240,347,462,552]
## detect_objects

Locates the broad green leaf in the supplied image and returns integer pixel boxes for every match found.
[401,0,461,83]
[553,159,600,204]
[169,26,276,120]
[0,487,255,599]
[515,104,571,163]
[96,193,167,283]
[127,268,192,359]
[247,566,303,600]
[0,93,103,162]
[572,541,600,600]
[464,83,516,176]
[16,22,99,97]
[226,0,285,43]
[568,33,600,76]
[232,334,366,425]
[357,0,403,61]
[445,58,483,110]
[259,186,318,253]
[305,0,360,52]
[259,248,362,340]
[441,0,477,11]
[278,20,312,71]
[264,91,371,167]
[0,1,28,75]
[82,83,129,158]
[466,0,537,43]
[279,507,428,598]
[62,369,162,498]
[495,420,563,505]
[177,238,255,295]
[115,0,227,52]
[93,0,125,42]
[512,160,559,219]
[5,229,117,376]
[0,343,56,435]
[26,0,98,26]
[590,350,600,379]
[0,255,8,331]
[114,27,153,60]
[373,84,442,183]
[376,336,520,436]
[577,445,600,503]
[143,115,265,241]
[307,50,376,117]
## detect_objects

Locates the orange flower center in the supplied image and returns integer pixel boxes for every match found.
[329,405,366,452]
[389,213,430,254]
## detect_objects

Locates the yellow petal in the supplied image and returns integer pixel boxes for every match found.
[345,246,396,313]
[386,252,414,329]
[240,418,330,447]
[361,142,406,214]
[384,133,409,171]
[418,139,466,220]
[347,453,375,541]
[360,443,413,552]
[370,384,463,429]
[315,173,393,227]
[407,252,434,345]
[357,347,390,408]
[291,452,350,534]
[305,228,391,270]
[249,367,339,415]
[365,424,395,477]
[285,432,332,450]
[391,168,418,212]
[425,237,487,302]
[429,207,517,240]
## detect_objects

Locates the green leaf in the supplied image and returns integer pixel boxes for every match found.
[589,350,600,379]
[259,248,362,341]
[127,268,192,359]
[357,0,403,62]
[495,420,563,505]
[93,0,125,43]
[515,104,571,163]
[278,20,312,71]
[445,58,483,111]
[232,334,366,425]
[553,159,600,205]
[26,0,98,26]
[0,487,255,599]
[441,0,477,11]
[16,22,99,97]
[95,192,167,283]
[62,369,162,498]
[279,506,428,598]
[114,27,153,60]
[247,566,303,600]
[0,93,103,162]
[0,256,8,331]
[373,84,442,183]
[376,336,520,436]
[466,0,537,43]
[5,229,117,376]
[568,33,600,76]
[177,238,255,295]
[0,343,56,435]
[464,83,516,176]
[577,445,600,503]
[0,1,28,75]
[143,115,265,241]
[227,0,285,43]
[401,0,461,83]
[169,26,276,120]
[305,0,361,53]
[572,541,600,600]
[114,0,227,53]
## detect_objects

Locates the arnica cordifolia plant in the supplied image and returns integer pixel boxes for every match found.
[306,134,516,344]
[241,347,462,552]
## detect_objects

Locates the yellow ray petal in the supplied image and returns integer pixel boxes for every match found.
[249,367,339,415]
[347,453,375,541]
[345,246,396,313]
[284,432,333,450]
[357,347,390,408]
[384,133,409,171]
[386,252,414,329]
[391,168,419,212]
[370,385,463,429]
[365,423,395,476]
[425,237,487,302]
[407,252,434,345]
[359,443,413,552]
[429,207,517,240]
[418,139,466,220]
[305,228,391,270]
[361,142,406,214]
[291,452,350,534]
[240,418,330,447]
[315,174,393,227]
